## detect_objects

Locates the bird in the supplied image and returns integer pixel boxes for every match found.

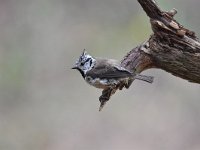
[72,49,153,111]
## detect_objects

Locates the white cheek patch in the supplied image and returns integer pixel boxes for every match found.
[83,62,91,70]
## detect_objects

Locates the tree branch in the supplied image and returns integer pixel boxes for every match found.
[99,0,200,110]
[120,30,200,84]
[122,0,200,83]
[137,0,162,19]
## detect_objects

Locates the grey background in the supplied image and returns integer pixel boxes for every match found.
[0,0,200,150]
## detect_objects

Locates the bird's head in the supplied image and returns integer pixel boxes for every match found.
[72,49,96,77]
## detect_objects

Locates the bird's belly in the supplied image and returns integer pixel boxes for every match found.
[85,77,118,89]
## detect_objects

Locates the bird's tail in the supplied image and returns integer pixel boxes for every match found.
[135,74,154,83]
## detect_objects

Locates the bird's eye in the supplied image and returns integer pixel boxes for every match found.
[80,62,84,66]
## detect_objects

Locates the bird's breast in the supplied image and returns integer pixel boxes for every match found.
[85,76,119,89]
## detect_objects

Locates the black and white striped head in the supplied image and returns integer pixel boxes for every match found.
[72,49,96,77]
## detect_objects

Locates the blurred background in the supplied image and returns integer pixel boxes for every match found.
[0,0,200,150]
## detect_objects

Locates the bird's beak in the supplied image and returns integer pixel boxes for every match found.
[71,66,78,69]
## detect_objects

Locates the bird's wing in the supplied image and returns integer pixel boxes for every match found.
[86,60,133,79]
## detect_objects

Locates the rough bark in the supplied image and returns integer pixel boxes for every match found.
[99,0,200,110]
[130,0,200,83]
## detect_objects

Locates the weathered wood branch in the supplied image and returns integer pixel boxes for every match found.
[137,0,162,19]
[99,0,200,110]
[122,0,200,83]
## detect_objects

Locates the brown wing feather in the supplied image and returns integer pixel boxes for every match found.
[86,58,133,79]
